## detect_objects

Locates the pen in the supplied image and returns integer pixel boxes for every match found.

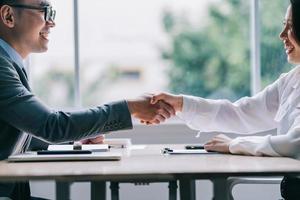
[185,145,205,150]
[37,150,92,155]
[161,148,173,154]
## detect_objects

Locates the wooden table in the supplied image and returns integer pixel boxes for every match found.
[1,144,300,200]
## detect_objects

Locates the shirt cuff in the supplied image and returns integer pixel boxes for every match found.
[177,95,208,119]
[229,135,280,156]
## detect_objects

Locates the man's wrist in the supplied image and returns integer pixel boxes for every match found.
[126,99,136,115]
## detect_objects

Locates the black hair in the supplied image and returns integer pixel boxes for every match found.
[0,0,21,5]
[290,0,300,43]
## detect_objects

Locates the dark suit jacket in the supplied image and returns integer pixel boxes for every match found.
[0,46,133,199]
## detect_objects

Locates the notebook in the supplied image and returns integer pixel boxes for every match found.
[47,144,109,152]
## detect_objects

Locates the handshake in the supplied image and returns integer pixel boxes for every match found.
[127,92,183,125]
[90,92,233,154]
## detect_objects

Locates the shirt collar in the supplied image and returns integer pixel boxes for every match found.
[0,38,25,68]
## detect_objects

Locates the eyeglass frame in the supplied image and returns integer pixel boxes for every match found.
[5,4,56,22]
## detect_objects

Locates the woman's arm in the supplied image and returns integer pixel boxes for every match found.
[204,118,300,158]
[152,74,286,134]
[203,134,280,156]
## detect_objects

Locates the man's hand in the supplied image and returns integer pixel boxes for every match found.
[204,134,232,153]
[127,94,176,124]
[80,135,105,144]
[151,92,183,112]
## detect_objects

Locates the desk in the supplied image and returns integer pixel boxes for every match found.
[1,144,300,200]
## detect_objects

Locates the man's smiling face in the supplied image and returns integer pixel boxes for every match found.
[10,0,55,58]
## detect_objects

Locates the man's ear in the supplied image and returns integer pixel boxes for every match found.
[0,5,15,28]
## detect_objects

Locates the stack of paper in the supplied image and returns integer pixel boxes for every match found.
[48,144,109,152]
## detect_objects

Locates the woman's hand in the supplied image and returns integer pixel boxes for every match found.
[204,134,232,153]
[128,93,176,125]
[151,92,183,112]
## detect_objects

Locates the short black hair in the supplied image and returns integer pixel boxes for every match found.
[290,0,300,43]
[0,0,22,5]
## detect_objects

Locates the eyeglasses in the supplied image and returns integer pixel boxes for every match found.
[7,4,56,22]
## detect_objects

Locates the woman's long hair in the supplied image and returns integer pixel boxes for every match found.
[291,0,300,43]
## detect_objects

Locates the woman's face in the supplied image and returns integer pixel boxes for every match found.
[279,6,300,64]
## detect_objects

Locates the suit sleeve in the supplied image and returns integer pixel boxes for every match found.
[0,57,133,143]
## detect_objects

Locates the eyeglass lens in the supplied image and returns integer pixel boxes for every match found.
[45,6,56,22]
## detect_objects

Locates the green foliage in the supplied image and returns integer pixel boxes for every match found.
[162,0,290,100]
[260,0,291,87]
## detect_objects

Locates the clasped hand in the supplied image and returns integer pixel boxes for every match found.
[127,92,183,124]
[127,94,176,125]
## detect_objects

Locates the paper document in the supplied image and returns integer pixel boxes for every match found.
[7,151,121,162]
[162,148,217,155]
[104,138,131,148]
[48,144,109,152]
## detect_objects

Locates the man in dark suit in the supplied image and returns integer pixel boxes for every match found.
[0,0,175,199]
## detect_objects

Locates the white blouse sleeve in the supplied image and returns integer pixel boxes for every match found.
[229,135,280,156]
[229,103,300,157]
[269,116,300,158]
[177,75,285,134]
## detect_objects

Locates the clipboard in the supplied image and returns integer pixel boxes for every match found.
[7,151,121,162]
[47,144,109,152]
[161,147,217,155]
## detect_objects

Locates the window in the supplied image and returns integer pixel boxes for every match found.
[30,0,287,112]
[29,0,74,108]
[259,0,291,88]
[77,0,251,107]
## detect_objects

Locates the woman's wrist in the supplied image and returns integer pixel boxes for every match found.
[175,95,183,112]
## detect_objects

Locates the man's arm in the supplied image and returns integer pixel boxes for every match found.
[0,57,173,143]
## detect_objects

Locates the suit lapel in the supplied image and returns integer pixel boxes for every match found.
[0,46,31,91]
[0,47,33,153]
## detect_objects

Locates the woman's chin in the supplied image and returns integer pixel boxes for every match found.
[287,54,300,64]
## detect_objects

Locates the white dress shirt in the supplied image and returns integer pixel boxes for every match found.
[178,65,300,158]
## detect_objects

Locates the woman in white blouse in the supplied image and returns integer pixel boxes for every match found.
[151,1,300,199]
